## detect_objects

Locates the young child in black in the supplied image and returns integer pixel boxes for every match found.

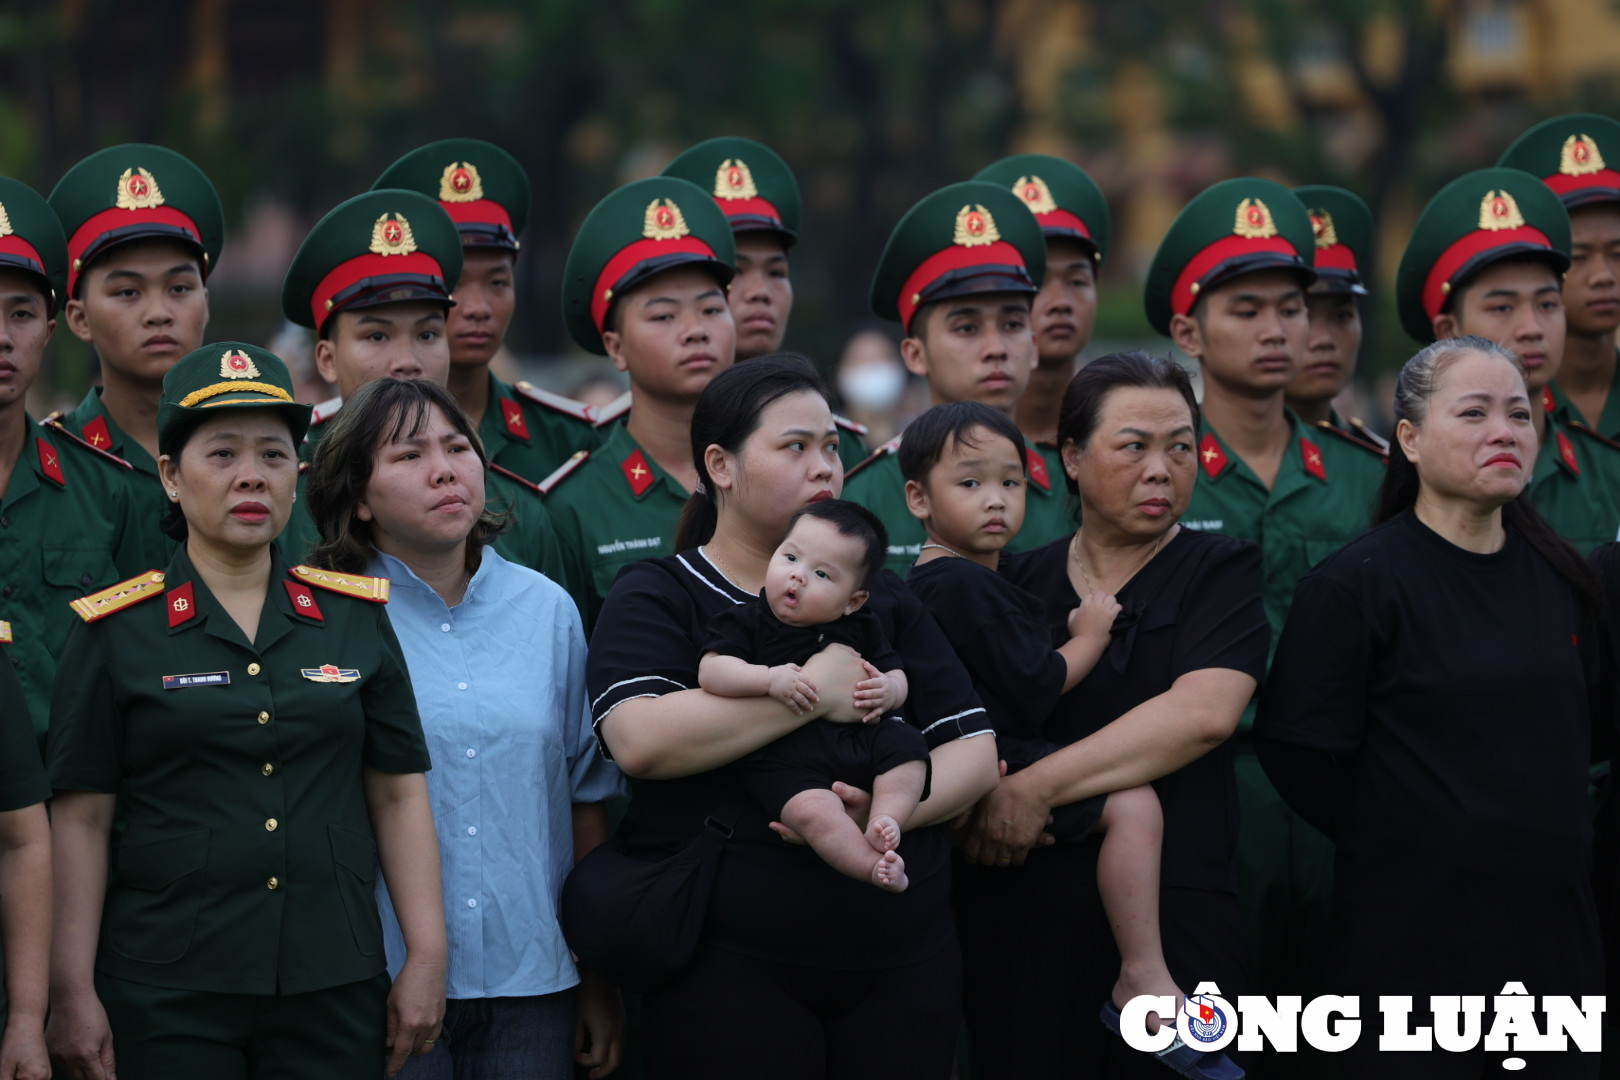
[700,500,927,892]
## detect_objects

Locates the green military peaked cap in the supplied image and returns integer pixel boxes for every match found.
[1144,177,1315,336]
[973,153,1111,265]
[869,180,1046,333]
[1396,167,1571,342]
[373,138,530,250]
[1499,113,1620,210]
[49,143,223,298]
[0,176,68,314]
[281,189,463,335]
[158,341,312,450]
[660,136,800,246]
[561,176,736,355]
[1293,185,1372,296]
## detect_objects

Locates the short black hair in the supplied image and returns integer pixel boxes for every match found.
[898,401,1025,485]
[787,498,888,589]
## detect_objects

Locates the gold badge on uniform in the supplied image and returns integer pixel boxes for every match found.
[115,167,165,210]
[301,663,361,684]
[1309,209,1338,249]
[1233,198,1278,240]
[219,349,262,379]
[1560,134,1606,177]
[0,620,11,645]
[643,198,691,241]
[953,204,1000,247]
[0,202,11,239]
[370,213,419,256]
[439,162,485,202]
[1478,190,1526,231]
[713,159,759,201]
[1014,175,1057,215]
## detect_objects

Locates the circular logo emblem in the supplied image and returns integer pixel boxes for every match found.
[1023,183,1040,203]
[129,174,148,198]
[727,165,744,191]
[656,205,675,230]
[383,220,404,246]
[1491,196,1509,220]
[451,167,473,193]
[1176,992,1237,1053]
[965,211,986,237]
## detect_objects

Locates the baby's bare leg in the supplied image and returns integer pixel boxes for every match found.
[1096,784,1182,1031]
[865,759,929,853]
[781,788,909,893]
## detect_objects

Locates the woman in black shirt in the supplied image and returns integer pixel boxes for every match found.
[586,356,996,1079]
[1258,337,1604,1079]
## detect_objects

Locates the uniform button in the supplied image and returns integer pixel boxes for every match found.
[457,682,468,691]
[8,655,17,669]
[440,623,451,633]
[265,818,278,831]
[80,573,92,587]
[266,877,279,890]
[467,826,477,836]
[247,663,261,676]
[465,748,476,758]
[262,763,274,776]
[1,586,11,599]
[0,516,10,529]
[467,898,478,908]
[257,711,270,724]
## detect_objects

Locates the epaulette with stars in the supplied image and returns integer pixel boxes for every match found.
[69,570,166,623]
[538,450,590,496]
[513,381,595,423]
[289,565,390,603]
[38,413,134,471]
[1315,419,1389,461]
[845,436,901,481]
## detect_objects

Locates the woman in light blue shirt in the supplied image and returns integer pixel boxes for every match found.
[306,377,626,1080]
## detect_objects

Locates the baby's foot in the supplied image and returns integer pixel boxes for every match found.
[871,850,909,893]
[866,813,901,853]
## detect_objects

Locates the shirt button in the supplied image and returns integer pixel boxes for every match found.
[257,711,270,724]
[441,623,451,633]
[467,898,478,909]
[265,818,278,831]
[1,586,11,599]
[467,826,477,836]
[80,573,92,587]
[266,876,279,890]
[465,748,476,759]
[262,763,274,776]
[457,682,468,691]
[0,516,10,529]
[247,663,261,675]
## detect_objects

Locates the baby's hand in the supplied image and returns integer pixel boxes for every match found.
[854,661,898,724]
[1068,590,1122,643]
[769,664,819,715]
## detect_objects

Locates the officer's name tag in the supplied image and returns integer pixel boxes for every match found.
[162,671,231,690]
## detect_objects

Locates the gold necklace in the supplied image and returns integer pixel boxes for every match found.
[1070,530,1164,593]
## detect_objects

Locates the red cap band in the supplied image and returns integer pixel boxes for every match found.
[1421,225,1553,324]
[67,205,202,295]
[311,251,447,332]
[0,234,46,276]
[1034,208,1092,240]
[897,240,1028,331]
[1315,244,1358,274]
[439,199,514,232]
[1543,170,1620,199]
[590,236,718,333]
[716,197,784,229]
[1171,235,1300,318]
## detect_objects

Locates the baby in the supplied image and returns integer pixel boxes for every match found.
[700,500,928,892]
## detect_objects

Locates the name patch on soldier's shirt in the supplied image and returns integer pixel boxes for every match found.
[162,671,231,690]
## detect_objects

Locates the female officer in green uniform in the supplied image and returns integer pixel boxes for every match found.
[46,342,446,1080]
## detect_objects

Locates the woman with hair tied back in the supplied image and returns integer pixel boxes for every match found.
[584,354,997,1079]
[1257,337,1605,1080]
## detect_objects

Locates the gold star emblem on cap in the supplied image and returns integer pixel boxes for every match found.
[370,213,419,256]
[115,167,165,210]
[1478,190,1526,231]
[713,159,759,201]
[1560,134,1606,177]
[643,198,691,241]
[0,202,11,239]
[219,349,262,379]
[1014,175,1057,215]
[439,162,485,203]
[1309,209,1338,249]
[1233,198,1277,239]
[953,204,1001,248]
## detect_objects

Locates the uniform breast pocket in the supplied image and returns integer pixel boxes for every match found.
[329,824,384,957]
[42,545,120,595]
[105,830,210,965]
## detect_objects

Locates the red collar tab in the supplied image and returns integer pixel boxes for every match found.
[82,415,113,451]
[1025,446,1051,492]
[36,437,64,487]
[284,579,324,621]
[167,580,197,629]
[1300,436,1327,482]
[622,449,656,496]
[1198,433,1229,480]
[500,397,531,441]
[1558,430,1580,475]
[1543,386,1557,414]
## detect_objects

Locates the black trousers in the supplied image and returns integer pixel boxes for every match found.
[639,938,961,1080]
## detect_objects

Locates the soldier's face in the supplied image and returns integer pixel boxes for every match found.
[602,266,736,404]
[1032,238,1098,368]
[317,303,451,399]
[903,293,1034,413]
[66,238,208,386]
[358,402,486,557]
[161,410,297,554]
[1563,203,1620,338]
[1396,349,1533,509]
[730,233,792,361]
[1172,270,1307,398]
[447,249,516,370]
[1436,261,1565,392]
[0,270,54,408]
[1288,291,1362,407]
[1062,386,1197,543]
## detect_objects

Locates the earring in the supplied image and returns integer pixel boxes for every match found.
[169,490,179,499]
[291,493,297,504]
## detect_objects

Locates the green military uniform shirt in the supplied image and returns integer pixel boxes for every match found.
[844,435,1073,577]
[1548,370,1620,442]
[478,371,604,483]
[53,387,175,572]
[546,418,691,634]
[1527,412,1620,554]
[48,549,429,996]
[1,419,143,736]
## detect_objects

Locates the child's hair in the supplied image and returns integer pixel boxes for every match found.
[786,499,889,589]
[897,401,1026,484]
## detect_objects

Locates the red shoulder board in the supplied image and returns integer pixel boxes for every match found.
[1299,436,1328,482]
[289,565,390,603]
[489,461,541,494]
[593,391,632,429]
[283,579,324,621]
[1024,446,1051,492]
[1198,433,1229,480]
[845,436,901,482]
[514,381,594,422]
[539,450,590,496]
[36,437,65,487]
[834,412,869,438]
[166,581,197,629]
[499,397,531,442]
[1314,420,1388,461]
[1558,430,1580,475]
[621,449,655,496]
[39,414,134,470]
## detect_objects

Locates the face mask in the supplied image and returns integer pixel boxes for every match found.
[839,362,906,412]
